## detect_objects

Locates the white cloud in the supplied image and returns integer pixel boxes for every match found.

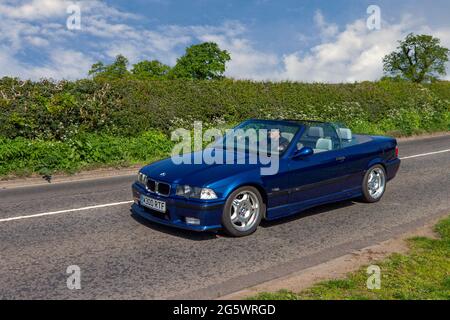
[314,10,339,39]
[0,48,94,80]
[180,12,450,82]
[202,34,280,80]
[0,0,139,21]
[28,50,94,79]
[0,0,167,79]
[277,16,450,82]
[25,35,49,46]
[0,0,67,20]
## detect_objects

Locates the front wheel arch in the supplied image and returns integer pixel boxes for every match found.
[221,185,266,237]
[226,183,268,219]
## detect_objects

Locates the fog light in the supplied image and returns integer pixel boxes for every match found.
[132,190,141,204]
[185,217,200,225]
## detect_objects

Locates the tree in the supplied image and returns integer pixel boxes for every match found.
[88,61,106,77]
[131,60,171,79]
[88,54,130,80]
[383,33,449,83]
[170,42,231,80]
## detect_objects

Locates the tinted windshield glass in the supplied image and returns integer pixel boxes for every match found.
[218,120,301,155]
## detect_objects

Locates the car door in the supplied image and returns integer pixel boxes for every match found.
[261,157,291,208]
[287,123,350,206]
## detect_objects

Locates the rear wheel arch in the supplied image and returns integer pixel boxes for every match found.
[366,158,387,173]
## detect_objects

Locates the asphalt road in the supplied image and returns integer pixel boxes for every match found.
[0,135,449,299]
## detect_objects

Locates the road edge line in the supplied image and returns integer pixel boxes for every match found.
[0,201,134,223]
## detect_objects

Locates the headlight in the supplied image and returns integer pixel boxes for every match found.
[199,188,218,200]
[176,185,217,200]
[176,185,192,196]
[137,172,148,185]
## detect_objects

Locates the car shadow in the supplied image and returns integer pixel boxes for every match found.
[259,199,356,229]
[130,210,218,241]
[131,199,357,239]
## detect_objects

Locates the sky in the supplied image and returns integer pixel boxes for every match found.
[0,0,449,82]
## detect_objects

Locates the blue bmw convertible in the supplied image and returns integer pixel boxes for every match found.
[131,119,400,237]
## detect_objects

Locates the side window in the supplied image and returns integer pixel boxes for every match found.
[298,124,341,153]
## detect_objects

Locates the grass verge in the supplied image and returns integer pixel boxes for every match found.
[0,131,174,177]
[250,215,450,300]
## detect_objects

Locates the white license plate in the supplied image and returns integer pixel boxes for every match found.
[140,195,166,213]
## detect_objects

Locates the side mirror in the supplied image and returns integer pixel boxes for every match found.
[293,146,313,159]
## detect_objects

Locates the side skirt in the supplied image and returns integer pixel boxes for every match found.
[265,188,362,221]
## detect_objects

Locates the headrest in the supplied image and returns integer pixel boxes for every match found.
[338,128,352,141]
[316,138,332,151]
[308,126,324,138]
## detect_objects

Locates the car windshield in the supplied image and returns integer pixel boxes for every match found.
[215,120,301,155]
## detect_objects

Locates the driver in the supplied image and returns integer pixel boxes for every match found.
[268,129,290,153]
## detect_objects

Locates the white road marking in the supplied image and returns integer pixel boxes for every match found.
[0,148,449,224]
[400,149,450,160]
[0,201,133,223]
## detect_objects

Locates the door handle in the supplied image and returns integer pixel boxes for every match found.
[336,156,346,162]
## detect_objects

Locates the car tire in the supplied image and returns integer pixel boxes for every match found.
[361,164,387,203]
[221,186,265,237]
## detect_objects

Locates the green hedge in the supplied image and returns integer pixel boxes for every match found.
[0,77,449,176]
[1,77,449,140]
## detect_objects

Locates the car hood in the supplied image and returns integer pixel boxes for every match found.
[140,150,261,187]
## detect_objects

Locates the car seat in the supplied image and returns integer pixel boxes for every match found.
[314,138,332,153]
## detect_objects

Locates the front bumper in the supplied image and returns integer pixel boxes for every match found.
[131,182,224,232]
